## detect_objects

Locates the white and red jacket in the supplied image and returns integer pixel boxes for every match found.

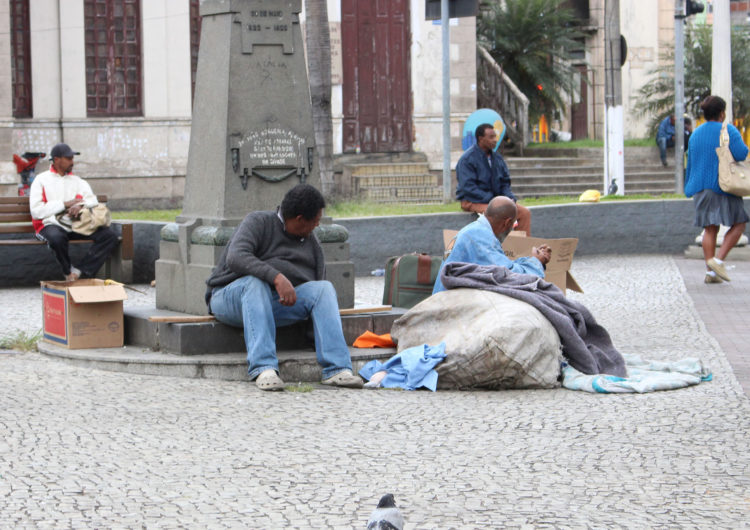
[29,166,99,233]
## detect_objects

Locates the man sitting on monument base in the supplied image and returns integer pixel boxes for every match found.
[205,184,363,391]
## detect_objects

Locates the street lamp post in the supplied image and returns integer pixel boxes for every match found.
[674,1,686,193]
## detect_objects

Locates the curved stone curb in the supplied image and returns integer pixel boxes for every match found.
[37,341,394,383]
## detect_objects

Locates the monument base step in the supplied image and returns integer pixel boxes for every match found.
[39,304,407,382]
[124,306,406,354]
[36,341,395,383]
[684,245,750,260]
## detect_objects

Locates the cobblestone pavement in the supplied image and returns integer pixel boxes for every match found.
[1,256,749,528]
[675,256,750,397]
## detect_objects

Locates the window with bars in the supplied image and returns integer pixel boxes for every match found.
[190,0,202,103]
[10,0,32,118]
[84,0,142,116]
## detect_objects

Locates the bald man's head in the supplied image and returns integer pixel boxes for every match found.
[485,196,516,222]
[484,196,517,242]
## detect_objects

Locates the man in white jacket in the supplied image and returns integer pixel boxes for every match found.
[29,143,119,281]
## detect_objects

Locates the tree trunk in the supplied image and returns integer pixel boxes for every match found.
[304,0,334,198]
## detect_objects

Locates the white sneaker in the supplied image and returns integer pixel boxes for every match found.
[707,258,731,281]
[65,267,81,282]
[256,369,285,391]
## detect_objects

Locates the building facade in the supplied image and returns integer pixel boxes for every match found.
[0,0,477,202]
[7,1,729,203]
[1,0,199,204]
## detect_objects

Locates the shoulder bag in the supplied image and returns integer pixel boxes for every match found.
[58,204,111,236]
[716,123,750,196]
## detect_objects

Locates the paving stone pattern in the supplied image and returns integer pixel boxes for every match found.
[1,256,749,528]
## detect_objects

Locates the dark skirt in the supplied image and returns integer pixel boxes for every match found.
[693,189,750,227]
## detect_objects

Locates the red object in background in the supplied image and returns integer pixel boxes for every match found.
[13,153,39,173]
[13,151,46,196]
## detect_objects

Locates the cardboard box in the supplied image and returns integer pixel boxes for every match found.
[442,229,583,294]
[41,279,128,348]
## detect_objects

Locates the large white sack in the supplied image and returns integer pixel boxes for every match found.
[391,288,562,389]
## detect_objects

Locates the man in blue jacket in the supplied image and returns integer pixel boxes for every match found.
[456,123,532,234]
[433,196,550,294]
[656,115,692,167]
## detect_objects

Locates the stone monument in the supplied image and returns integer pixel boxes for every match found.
[156,0,353,315]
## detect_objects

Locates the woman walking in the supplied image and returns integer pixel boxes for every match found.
[685,95,749,283]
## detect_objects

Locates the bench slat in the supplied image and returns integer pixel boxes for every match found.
[0,194,107,203]
[0,238,43,245]
[0,224,35,234]
[0,213,32,222]
[0,238,108,246]
[0,197,31,205]
[0,204,31,214]
[120,223,134,260]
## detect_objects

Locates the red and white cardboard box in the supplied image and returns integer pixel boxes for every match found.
[41,279,128,349]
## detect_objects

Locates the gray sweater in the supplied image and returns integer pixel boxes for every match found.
[205,210,325,306]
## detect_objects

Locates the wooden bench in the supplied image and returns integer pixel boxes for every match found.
[0,195,134,283]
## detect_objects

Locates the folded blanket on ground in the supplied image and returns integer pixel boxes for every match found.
[442,262,627,377]
[358,342,447,391]
[563,353,713,393]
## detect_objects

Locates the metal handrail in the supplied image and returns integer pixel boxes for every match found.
[476,45,529,155]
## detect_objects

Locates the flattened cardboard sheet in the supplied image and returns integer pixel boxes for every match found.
[442,229,582,293]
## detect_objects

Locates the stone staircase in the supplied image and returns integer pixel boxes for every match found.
[335,146,678,203]
[348,162,443,203]
[508,146,677,198]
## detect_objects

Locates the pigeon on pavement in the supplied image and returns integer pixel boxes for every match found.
[367,493,404,530]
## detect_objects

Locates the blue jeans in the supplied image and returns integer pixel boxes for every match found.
[209,276,353,380]
[657,136,675,163]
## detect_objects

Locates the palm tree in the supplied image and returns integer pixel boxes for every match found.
[636,24,750,133]
[304,0,334,198]
[477,0,584,122]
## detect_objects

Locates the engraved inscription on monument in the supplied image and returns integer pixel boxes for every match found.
[238,128,306,167]
[238,1,300,54]
[231,127,313,188]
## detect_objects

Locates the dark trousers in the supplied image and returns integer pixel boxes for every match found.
[38,224,119,277]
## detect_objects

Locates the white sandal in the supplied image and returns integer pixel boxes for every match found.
[256,370,285,391]
[321,370,364,388]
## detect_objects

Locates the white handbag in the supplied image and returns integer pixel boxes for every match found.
[716,123,750,197]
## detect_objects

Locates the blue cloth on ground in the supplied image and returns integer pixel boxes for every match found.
[562,353,712,393]
[358,342,447,391]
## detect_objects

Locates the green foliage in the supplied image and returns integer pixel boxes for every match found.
[111,195,686,221]
[518,193,683,207]
[478,0,585,122]
[326,201,462,218]
[527,138,655,149]
[111,209,181,222]
[0,329,41,352]
[636,25,750,134]
[285,383,314,393]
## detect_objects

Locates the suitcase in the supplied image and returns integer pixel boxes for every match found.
[382,253,443,309]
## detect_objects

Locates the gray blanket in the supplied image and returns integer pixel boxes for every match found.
[441,262,627,377]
